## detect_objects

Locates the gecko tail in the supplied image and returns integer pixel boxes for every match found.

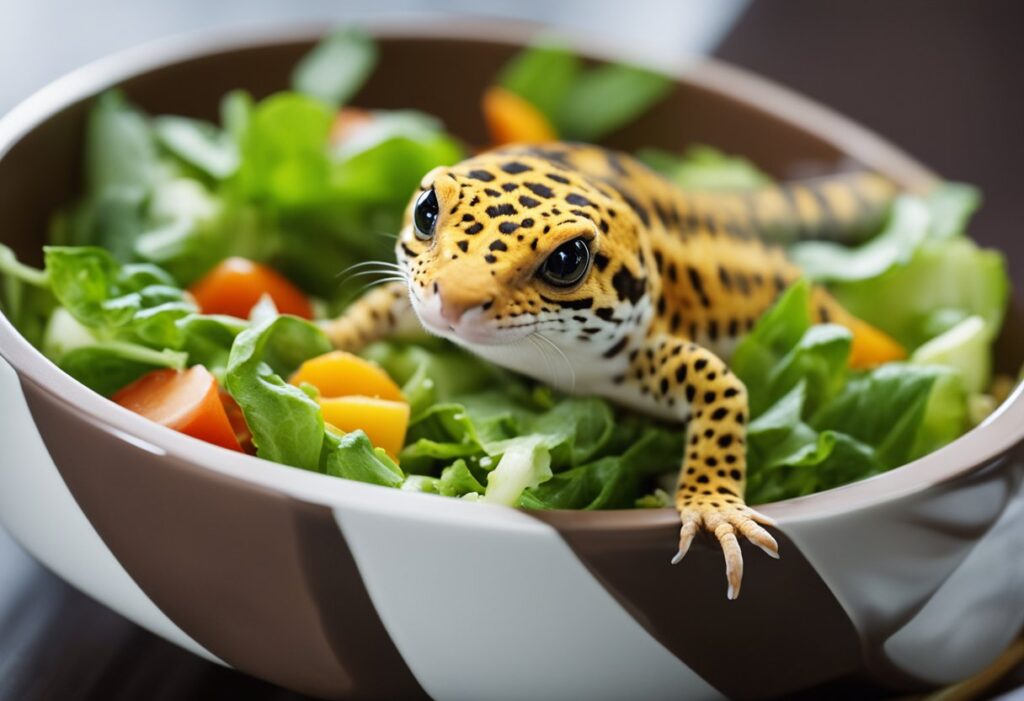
[688,170,901,245]
[752,171,900,245]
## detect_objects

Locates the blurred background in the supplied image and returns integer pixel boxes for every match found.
[0,0,1021,699]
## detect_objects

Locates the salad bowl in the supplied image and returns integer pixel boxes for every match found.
[0,22,1022,701]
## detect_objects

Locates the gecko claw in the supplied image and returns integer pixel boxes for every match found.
[672,518,699,564]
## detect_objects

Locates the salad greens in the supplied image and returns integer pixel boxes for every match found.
[0,31,1014,510]
[732,281,966,503]
[362,339,683,508]
[498,43,672,141]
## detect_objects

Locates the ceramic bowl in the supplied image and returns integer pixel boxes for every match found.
[0,23,1022,701]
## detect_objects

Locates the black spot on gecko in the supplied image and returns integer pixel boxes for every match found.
[467,169,494,182]
[565,193,592,207]
[524,182,555,198]
[489,240,508,252]
[670,312,682,332]
[610,185,650,227]
[686,266,711,307]
[501,161,531,174]
[602,336,629,358]
[486,203,517,217]
[611,264,646,304]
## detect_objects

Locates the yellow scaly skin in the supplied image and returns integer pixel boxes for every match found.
[325,142,902,598]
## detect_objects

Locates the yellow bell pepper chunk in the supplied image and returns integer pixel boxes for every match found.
[290,350,404,402]
[320,396,410,460]
[846,317,907,369]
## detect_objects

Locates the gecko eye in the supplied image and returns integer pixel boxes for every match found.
[539,238,591,287]
[413,188,439,241]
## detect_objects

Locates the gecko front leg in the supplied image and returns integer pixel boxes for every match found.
[629,335,779,599]
[322,281,416,351]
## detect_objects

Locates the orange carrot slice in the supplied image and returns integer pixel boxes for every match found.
[113,367,243,452]
[482,86,558,146]
[189,257,313,320]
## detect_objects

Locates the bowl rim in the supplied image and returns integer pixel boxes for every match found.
[0,19,1021,528]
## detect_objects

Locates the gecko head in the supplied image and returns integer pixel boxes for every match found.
[394,147,648,358]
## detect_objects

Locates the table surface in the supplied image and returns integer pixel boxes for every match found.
[2,1,1023,699]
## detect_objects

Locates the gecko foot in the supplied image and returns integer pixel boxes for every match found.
[671,501,779,600]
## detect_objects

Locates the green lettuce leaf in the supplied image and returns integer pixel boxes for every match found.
[234,92,334,206]
[735,283,971,504]
[520,427,682,510]
[482,435,552,506]
[556,64,671,141]
[499,43,581,118]
[830,237,1009,351]
[291,27,377,108]
[225,315,331,469]
[321,427,404,487]
[498,44,670,141]
[153,115,240,180]
[0,243,54,347]
[43,246,196,347]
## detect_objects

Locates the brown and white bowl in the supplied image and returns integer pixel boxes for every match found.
[0,23,1021,701]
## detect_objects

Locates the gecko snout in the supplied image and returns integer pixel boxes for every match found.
[435,282,493,325]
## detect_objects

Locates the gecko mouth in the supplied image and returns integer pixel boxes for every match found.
[410,292,535,346]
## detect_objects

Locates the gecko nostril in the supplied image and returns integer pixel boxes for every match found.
[481,299,494,311]
[432,281,439,294]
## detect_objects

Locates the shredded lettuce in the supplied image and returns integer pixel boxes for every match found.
[365,340,683,508]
